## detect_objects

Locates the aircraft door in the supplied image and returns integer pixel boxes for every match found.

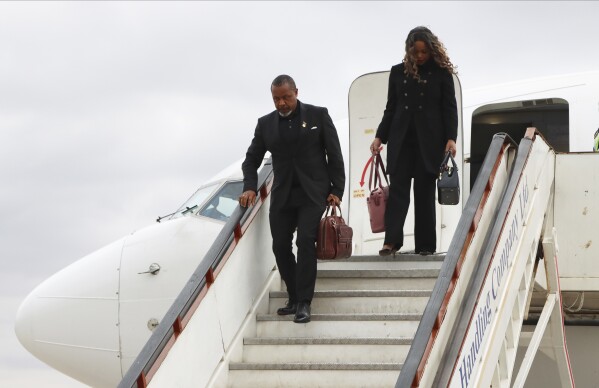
[347,71,463,255]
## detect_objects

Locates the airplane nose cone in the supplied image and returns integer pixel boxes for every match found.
[15,237,126,388]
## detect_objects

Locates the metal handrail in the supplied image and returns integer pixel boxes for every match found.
[118,157,274,388]
[396,133,517,387]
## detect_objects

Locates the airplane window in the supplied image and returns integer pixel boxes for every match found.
[173,183,220,218]
[198,181,244,222]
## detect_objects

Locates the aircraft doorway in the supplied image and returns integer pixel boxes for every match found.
[347,71,463,255]
[470,98,569,189]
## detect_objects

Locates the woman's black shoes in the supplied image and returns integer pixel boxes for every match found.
[378,246,435,256]
[379,245,399,256]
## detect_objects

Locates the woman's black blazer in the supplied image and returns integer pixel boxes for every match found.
[376,62,458,175]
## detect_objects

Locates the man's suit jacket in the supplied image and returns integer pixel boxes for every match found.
[242,101,345,210]
[376,62,458,176]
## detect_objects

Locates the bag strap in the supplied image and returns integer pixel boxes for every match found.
[322,204,343,219]
[368,154,389,191]
[439,151,459,178]
[374,154,389,189]
[368,155,375,191]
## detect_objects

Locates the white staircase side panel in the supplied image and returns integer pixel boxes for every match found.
[149,291,224,388]
[554,153,599,290]
[148,201,276,388]
[418,146,514,388]
[211,216,275,349]
[473,137,556,388]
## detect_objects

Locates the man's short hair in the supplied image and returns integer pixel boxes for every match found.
[271,74,296,90]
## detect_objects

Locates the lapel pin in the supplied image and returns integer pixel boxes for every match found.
[302,121,306,128]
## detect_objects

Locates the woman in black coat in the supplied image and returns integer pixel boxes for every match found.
[370,26,458,256]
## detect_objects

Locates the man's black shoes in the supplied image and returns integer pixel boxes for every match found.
[416,248,435,256]
[276,301,297,316]
[293,302,311,323]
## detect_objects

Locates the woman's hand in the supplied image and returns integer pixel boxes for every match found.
[445,139,457,157]
[370,138,382,155]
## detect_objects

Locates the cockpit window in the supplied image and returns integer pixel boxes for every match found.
[198,181,244,222]
[173,183,220,218]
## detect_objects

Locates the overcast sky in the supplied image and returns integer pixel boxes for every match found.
[2,1,599,386]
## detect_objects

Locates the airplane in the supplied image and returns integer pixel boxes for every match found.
[15,69,599,387]
[14,157,259,387]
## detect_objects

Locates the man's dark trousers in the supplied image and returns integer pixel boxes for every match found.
[269,187,325,304]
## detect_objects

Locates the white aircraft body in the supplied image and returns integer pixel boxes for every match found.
[14,160,255,387]
[15,70,599,387]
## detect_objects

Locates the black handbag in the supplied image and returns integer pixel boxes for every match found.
[437,152,460,205]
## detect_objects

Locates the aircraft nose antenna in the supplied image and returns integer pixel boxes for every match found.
[138,263,161,275]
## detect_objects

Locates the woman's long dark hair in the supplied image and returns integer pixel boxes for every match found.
[403,26,456,79]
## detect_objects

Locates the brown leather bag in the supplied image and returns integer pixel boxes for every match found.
[366,154,389,233]
[316,205,353,260]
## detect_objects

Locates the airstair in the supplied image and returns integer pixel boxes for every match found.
[118,128,577,387]
[397,128,573,388]
[225,254,442,387]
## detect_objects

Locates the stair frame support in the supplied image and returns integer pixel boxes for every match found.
[512,222,574,387]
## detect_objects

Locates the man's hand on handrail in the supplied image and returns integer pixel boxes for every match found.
[239,190,257,208]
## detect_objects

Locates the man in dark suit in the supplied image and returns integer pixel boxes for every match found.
[239,75,345,323]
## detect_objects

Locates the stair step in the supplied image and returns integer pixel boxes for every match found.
[332,253,445,262]
[270,290,432,298]
[269,290,431,314]
[301,261,442,291]
[256,313,421,338]
[244,337,412,345]
[229,362,402,370]
[227,368,401,388]
[317,259,442,273]
[318,259,443,267]
[242,337,411,363]
[317,268,440,277]
[313,276,438,290]
[315,260,441,282]
[257,313,422,321]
